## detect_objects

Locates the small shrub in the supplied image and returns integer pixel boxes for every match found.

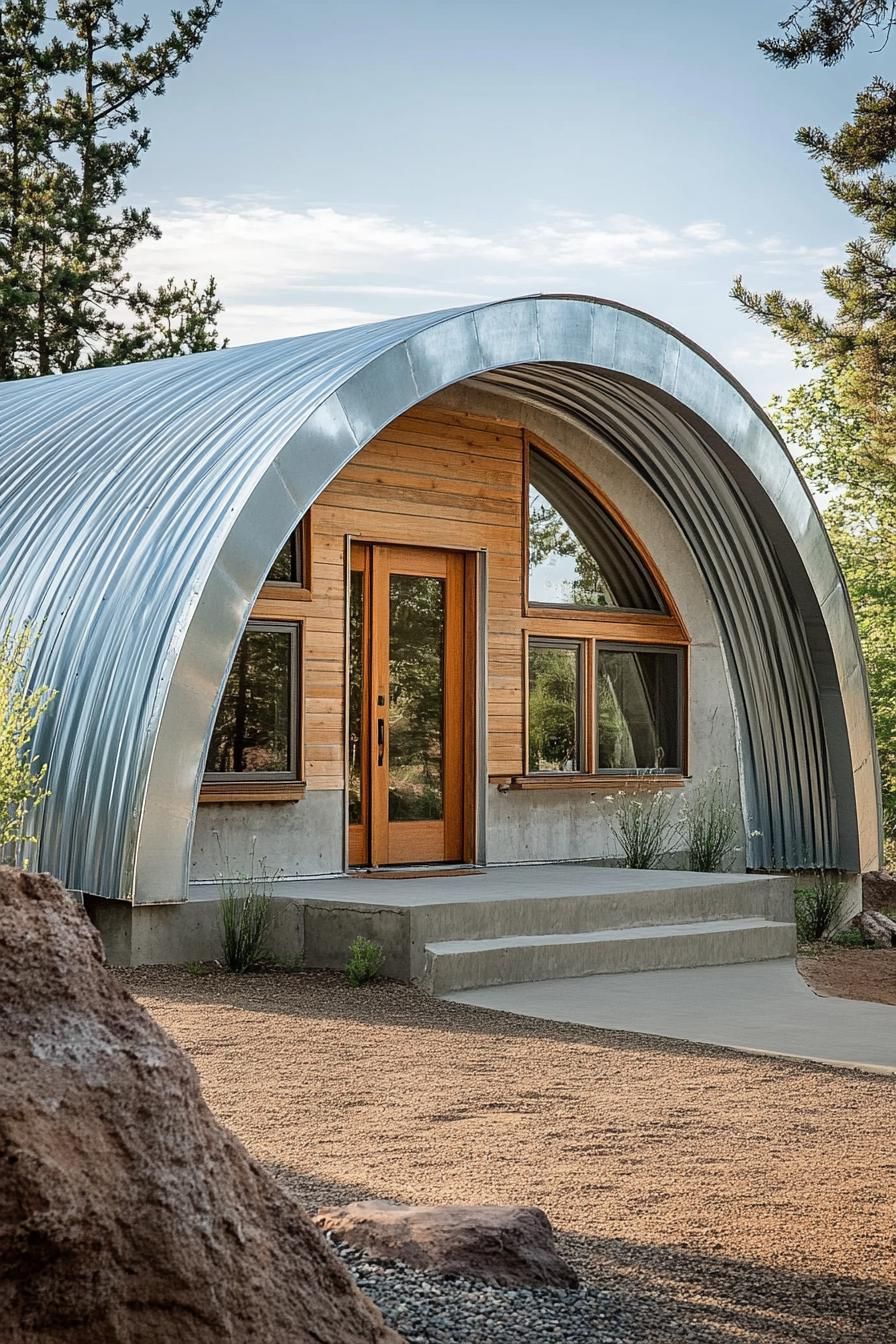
[679,768,744,872]
[0,621,56,863]
[346,935,385,987]
[185,960,214,976]
[216,836,276,972]
[829,926,865,948]
[794,869,847,943]
[604,785,675,869]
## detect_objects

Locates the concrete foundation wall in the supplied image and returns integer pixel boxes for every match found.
[189,790,344,884]
[86,893,304,968]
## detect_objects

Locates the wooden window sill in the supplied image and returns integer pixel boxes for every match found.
[199,780,307,804]
[490,774,686,792]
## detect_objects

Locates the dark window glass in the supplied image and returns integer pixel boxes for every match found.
[528,641,582,773]
[348,570,364,824]
[266,518,306,585]
[388,574,445,821]
[597,648,681,772]
[528,447,665,612]
[206,625,297,775]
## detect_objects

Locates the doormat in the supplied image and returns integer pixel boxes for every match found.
[349,867,486,880]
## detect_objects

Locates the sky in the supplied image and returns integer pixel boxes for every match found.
[126,0,887,403]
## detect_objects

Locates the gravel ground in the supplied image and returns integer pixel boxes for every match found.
[799,947,896,1004]
[124,966,896,1344]
[330,1240,620,1344]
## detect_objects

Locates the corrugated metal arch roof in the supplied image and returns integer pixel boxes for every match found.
[0,295,881,901]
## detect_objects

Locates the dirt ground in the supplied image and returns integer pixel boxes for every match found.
[124,966,895,1344]
[799,947,896,1004]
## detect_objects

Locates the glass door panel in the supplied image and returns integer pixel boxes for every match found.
[388,574,446,822]
[349,542,468,868]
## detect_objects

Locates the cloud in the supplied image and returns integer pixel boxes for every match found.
[131,202,519,296]
[126,197,842,359]
[132,200,754,298]
[725,330,796,372]
[219,302,394,346]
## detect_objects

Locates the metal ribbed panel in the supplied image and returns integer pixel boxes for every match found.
[0,296,880,902]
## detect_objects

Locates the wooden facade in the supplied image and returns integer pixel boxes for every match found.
[203,402,688,822]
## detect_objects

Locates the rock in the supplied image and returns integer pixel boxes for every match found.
[0,866,403,1344]
[857,909,896,948]
[314,1200,579,1289]
[863,869,896,913]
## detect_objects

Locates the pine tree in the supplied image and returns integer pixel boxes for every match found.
[0,0,225,379]
[759,2,896,66]
[733,3,896,459]
[772,370,896,850]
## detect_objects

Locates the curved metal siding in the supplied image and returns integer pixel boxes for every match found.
[479,364,838,868]
[0,295,879,901]
[0,310,473,893]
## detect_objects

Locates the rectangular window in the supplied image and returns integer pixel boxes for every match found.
[597,647,682,773]
[527,639,583,773]
[266,516,309,588]
[205,621,300,779]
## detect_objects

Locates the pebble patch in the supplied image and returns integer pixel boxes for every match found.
[333,1241,633,1344]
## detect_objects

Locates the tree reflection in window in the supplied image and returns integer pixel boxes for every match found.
[267,518,307,585]
[388,574,445,821]
[528,641,581,772]
[528,447,665,612]
[597,648,681,771]
[348,570,364,824]
[206,625,296,775]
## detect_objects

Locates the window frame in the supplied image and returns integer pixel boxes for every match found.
[522,434,678,621]
[200,618,305,802]
[594,641,687,777]
[522,634,687,784]
[261,512,312,603]
[514,435,690,789]
[525,635,587,776]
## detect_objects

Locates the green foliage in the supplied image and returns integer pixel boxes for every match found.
[216,837,276,973]
[0,0,224,379]
[829,925,866,946]
[772,373,896,855]
[603,785,675,869]
[345,935,385,987]
[0,621,55,860]
[185,959,214,976]
[679,768,744,873]
[528,645,578,771]
[760,3,896,68]
[736,4,896,461]
[529,496,610,606]
[385,575,444,821]
[794,869,848,941]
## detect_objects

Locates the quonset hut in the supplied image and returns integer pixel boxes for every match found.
[0,295,881,975]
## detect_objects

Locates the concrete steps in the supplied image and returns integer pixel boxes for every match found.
[294,864,797,993]
[423,916,797,996]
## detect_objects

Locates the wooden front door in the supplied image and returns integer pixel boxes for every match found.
[348,543,472,867]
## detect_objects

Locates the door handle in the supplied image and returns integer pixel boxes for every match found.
[377,716,385,766]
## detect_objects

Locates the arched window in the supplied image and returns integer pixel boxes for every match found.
[528,446,666,612]
[523,440,687,781]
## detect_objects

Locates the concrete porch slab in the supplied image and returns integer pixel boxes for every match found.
[443,959,896,1073]
[198,863,786,909]
[212,864,795,984]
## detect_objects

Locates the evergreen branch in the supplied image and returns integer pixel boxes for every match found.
[760,1,896,67]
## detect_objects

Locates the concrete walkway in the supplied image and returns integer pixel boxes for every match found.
[444,958,896,1073]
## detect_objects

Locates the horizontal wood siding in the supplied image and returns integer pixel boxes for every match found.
[301,406,526,789]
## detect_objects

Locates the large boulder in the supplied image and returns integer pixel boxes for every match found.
[0,866,403,1344]
[314,1200,579,1289]
[863,869,896,913]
